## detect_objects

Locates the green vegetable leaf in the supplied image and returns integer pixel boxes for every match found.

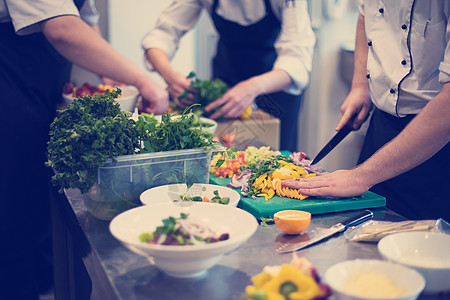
[175,72,228,117]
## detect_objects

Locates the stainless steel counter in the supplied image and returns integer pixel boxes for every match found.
[50,188,445,300]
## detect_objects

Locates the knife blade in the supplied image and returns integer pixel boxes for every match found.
[311,122,353,165]
[276,210,373,253]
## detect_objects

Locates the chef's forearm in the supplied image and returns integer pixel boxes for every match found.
[145,48,177,85]
[42,15,149,88]
[247,69,294,96]
[355,83,450,186]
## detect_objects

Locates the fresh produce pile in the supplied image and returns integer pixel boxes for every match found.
[139,213,230,246]
[240,255,330,299]
[46,89,218,194]
[210,147,321,201]
[63,81,117,98]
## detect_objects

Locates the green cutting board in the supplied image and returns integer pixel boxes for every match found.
[209,174,386,220]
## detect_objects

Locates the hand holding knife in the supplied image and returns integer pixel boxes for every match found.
[310,119,355,165]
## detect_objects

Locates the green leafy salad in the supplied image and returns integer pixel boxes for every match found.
[46,89,219,194]
[139,213,230,246]
[177,189,230,205]
[175,71,228,117]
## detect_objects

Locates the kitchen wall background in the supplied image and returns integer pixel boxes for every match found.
[72,0,367,172]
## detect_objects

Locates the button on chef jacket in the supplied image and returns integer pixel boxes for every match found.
[360,0,450,117]
[142,0,315,96]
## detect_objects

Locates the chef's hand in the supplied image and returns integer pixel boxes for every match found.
[164,71,195,108]
[281,170,372,198]
[102,77,127,87]
[336,87,372,131]
[137,77,169,115]
[205,79,257,120]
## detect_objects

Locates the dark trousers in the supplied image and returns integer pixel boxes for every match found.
[358,108,450,221]
[256,91,303,152]
[0,22,71,299]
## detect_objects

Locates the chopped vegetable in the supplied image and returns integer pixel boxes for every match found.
[139,213,229,245]
[176,189,230,205]
[241,255,330,299]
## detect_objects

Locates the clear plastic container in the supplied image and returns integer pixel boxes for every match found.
[83,148,214,220]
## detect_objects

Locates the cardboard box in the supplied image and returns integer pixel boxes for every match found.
[215,110,280,150]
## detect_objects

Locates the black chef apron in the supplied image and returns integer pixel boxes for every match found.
[358,108,450,222]
[0,1,84,298]
[211,0,302,152]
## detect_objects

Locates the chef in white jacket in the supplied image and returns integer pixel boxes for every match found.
[143,0,315,152]
[282,0,450,222]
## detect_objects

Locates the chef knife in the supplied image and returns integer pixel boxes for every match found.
[310,122,353,165]
[276,210,373,253]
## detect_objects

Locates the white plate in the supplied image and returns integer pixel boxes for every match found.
[140,183,240,207]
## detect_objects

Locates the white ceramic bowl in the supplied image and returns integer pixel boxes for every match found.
[378,231,450,294]
[140,183,240,207]
[63,85,138,112]
[324,259,425,300]
[109,202,257,278]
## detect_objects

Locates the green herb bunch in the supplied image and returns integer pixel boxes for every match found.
[46,89,139,193]
[136,109,217,153]
[47,91,219,194]
[177,72,228,117]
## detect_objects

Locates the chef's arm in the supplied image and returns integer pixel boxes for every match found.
[354,83,450,186]
[146,48,192,102]
[247,69,294,96]
[336,13,372,131]
[41,15,168,113]
[89,23,125,86]
[205,69,293,120]
[281,83,450,197]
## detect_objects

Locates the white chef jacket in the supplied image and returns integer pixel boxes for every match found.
[142,0,316,95]
[359,0,450,117]
[0,0,99,35]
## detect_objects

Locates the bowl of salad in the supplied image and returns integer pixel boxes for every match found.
[109,202,258,278]
[140,183,241,207]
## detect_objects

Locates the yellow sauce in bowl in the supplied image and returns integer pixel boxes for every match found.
[341,270,406,298]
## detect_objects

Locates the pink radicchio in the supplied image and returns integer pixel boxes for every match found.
[290,152,322,174]
[290,151,308,163]
[228,169,252,195]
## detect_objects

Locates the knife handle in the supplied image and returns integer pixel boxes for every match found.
[341,210,373,228]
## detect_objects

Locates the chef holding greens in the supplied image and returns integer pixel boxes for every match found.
[142,0,316,152]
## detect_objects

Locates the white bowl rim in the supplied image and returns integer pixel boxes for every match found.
[324,259,426,299]
[378,231,450,270]
[62,85,138,100]
[139,183,241,207]
[109,202,258,253]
